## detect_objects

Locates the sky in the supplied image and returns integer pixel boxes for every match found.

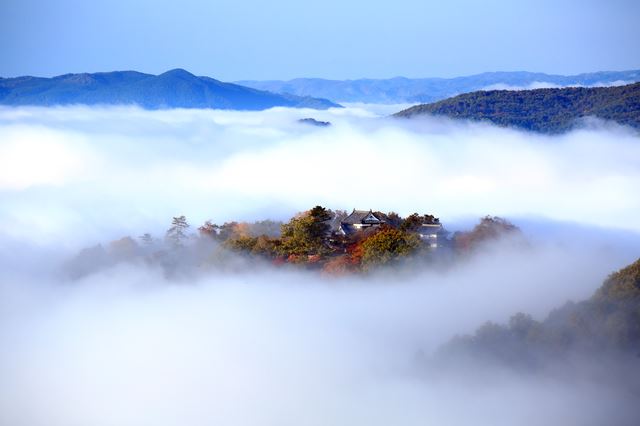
[1,0,639,80]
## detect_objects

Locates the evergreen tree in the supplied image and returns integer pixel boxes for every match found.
[279,206,331,256]
[166,216,190,249]
[139,233,154,246]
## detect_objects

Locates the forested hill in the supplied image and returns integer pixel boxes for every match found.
[394,82,640,133]
[0,69,340,111]
[440,257,640,366]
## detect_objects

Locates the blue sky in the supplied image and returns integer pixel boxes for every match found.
[1,0,639,80]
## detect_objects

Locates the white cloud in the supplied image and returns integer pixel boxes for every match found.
[0,125,95,190]
[1,105,639,246]
[0,238,638,426]
[0,105,639,425]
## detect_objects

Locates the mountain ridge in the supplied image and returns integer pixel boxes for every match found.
[0,69,341,110]
[237,70,640,104]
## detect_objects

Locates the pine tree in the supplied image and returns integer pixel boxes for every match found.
[139,233,154,246]
[166,216,190,249]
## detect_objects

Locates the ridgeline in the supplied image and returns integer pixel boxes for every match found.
[0,69,341,111]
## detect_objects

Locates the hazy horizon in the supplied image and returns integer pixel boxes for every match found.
[3,67,640,82]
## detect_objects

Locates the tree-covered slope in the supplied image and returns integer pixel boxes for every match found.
[440,258,640,366]
[0,69,341,110]
[394,82,640,133]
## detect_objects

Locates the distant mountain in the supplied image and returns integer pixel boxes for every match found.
[393,82,640,133]
[237,70,640,104]
[0,69,341,110]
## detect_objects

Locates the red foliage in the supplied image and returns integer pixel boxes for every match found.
[454,216,520,252]
[322,255,356,276]
[346,241,365,265]
[272,256,286,266]
[198,220,218,238]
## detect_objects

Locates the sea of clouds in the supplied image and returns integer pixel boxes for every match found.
[1,104,639,245]
[1,105,639,425]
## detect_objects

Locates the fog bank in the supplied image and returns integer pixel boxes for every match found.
[1,105,639,249]
[1,239,639,426]
[1,105,639,425]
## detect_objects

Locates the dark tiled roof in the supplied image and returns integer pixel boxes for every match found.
[340,223,354,234]
[341,209,383,225]
[328,213,345,231]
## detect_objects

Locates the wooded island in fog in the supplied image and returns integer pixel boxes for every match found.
[68,207,523,278]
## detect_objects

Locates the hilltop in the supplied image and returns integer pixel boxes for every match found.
[0,69,340,110]
[65,208,525,279]
[394,82,640,133]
